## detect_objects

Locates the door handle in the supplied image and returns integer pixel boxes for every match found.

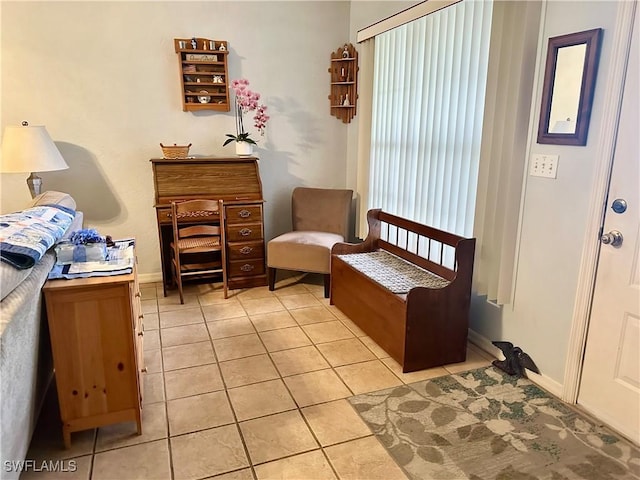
[600,230,623,247]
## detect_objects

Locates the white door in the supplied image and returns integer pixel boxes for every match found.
[578,8,640,444]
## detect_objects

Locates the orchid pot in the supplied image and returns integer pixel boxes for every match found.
[235,141,254,156]
[223,79,269,156]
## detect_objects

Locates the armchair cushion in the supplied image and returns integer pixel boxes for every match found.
[267,231,344,274]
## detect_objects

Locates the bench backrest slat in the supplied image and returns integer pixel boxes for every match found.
[379,240,456,281]
[378,211,464,246]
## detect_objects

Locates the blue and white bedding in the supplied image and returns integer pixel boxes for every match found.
[0,204,75,269]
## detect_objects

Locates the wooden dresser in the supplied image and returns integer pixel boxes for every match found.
[43,255,143,448]
[150,156,267,292]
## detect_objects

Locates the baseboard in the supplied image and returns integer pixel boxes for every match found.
[468,328,564,399]
[138,272,163,284]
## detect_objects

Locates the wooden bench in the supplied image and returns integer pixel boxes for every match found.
[330,209,475,373]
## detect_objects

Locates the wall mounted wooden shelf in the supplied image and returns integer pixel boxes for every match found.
[174,37,229,112]
[328,43,358,123]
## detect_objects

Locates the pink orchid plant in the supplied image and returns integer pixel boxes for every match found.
[223,78,270,146]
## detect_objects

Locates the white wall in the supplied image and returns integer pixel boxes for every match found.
[470,2,621,385]
[1,1,351,280]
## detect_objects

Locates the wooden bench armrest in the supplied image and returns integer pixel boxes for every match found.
[332,241,371,255]
[331,208,382,256]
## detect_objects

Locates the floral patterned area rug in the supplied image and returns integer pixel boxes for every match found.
[349,366,639,480]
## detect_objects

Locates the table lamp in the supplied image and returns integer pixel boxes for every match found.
[1,121,69,198]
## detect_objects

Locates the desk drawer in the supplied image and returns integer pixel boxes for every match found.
[226,223,263,242]
[226,205,262,224]
[228,241,264,261]
[157,207,220,224]
[156,208,172,224]
[229,259,265,277]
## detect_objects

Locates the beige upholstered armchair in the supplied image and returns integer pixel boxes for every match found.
[267,187,353,297]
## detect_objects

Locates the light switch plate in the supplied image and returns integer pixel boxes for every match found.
[530,154,559,178]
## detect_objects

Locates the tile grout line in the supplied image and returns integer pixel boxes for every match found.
[201,287,260,480]
[153,291,176,480]
[82,279,488,479]
[215,282,351,476]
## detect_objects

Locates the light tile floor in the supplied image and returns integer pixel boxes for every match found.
[24,274,494,480]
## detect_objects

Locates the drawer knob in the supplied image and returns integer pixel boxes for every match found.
[238,209,251,218]
[138,331,144,337]
[138,314,144,319]
[240,264,255,272]
[135,292,141,298]
[239,228,252,237]
[239,246,253,255]
[141,367,148,373]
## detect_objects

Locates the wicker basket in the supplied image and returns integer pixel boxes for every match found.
[160,143,191,159]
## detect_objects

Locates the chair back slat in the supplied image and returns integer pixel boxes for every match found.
[170,199,228,302]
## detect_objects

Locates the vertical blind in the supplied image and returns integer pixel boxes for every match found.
[367,0,493,240]
[473,1,542,304]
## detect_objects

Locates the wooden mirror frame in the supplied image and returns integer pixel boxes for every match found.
[537,28,603,146]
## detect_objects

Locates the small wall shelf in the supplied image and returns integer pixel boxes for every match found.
[174,38,230,112]
[328,43,358,123]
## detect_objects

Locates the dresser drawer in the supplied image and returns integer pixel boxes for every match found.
[229,259,265,277]
[228,241,264,261]
[225,205,262,224]
[226,223,263,242]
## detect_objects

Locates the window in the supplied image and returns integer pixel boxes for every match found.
[367,1,493,238]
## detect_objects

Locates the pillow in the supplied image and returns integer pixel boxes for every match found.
[29,191,76,210]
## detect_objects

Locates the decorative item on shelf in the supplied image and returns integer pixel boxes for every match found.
[209,40,215,50]
[223,78,270,156]
[160,143,191,159]
[198,91,211,103]
[186,53,218,62]
[213,75,223,83]
[219,42,226,51]
[191,37,197,49]
[328,43,359,123]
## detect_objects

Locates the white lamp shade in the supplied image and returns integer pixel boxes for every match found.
[1,124,68,173]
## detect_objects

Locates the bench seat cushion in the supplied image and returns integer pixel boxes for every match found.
[336,250,450,294]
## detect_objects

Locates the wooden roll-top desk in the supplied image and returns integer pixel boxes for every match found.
[150,156,267,292]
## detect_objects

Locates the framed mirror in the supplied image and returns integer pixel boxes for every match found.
[537,28,603,146]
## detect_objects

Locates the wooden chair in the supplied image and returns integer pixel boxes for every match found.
[267,187,353,297]
[170,199,227,303]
